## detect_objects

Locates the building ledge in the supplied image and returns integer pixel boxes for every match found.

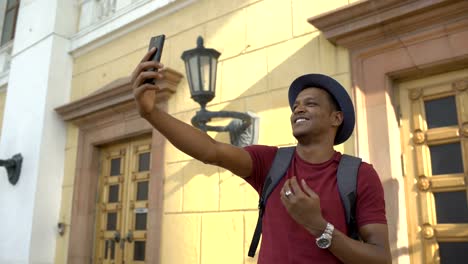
[55,67,183,123]
[308,0,468,49]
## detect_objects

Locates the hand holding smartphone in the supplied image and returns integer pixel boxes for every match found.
[144,34,165,84]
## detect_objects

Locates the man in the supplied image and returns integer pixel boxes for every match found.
[132,48,392,263]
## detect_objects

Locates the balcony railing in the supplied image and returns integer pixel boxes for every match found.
[72,0,185,55]
[79,0,116,30]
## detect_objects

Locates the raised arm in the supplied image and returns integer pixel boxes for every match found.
[131,48,252,178]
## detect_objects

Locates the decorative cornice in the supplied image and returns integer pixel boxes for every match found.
[308,0,468,49]
[55,67,183,122]
[70,0,197,57]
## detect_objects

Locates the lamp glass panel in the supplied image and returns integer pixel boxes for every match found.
[189,56,200,92]
[200,55,211,92]
[185,61,194,93]
[210,57,217,94]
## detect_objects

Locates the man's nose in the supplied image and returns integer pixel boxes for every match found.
[293,104,306,114]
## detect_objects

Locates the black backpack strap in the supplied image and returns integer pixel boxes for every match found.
[337,154,362,240]
[260,147,296,205]
[248,146,295,257]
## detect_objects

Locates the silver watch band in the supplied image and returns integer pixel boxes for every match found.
[324,222,334,236]
[316,222,334,249]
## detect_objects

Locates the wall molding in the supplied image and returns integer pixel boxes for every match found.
[56,67,183,124]
[308,0,468,50]
[55,68,182,263]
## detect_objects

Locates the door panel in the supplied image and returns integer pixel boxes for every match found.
[96,146,127,264]
[399,69,468,264]
[94,138,152,264]
[124,141,151,264]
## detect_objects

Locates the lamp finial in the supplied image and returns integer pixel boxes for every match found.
[197,36,204,48]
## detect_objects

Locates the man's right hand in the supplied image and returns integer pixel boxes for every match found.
[131,47,165,118]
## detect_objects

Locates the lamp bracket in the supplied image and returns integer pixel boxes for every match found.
[191,110,259,147]
[0,154,23,185]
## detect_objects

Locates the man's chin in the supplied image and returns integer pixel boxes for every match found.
[292,130,307,139]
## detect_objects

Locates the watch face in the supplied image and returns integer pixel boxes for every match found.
[316,236,331,249]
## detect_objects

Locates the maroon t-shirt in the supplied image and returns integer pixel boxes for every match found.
[244,145,387,264]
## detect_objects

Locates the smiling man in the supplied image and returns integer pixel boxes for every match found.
[132,48,391,263]
[243,74,391,263]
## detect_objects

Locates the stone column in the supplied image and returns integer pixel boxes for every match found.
[0,0,77,263]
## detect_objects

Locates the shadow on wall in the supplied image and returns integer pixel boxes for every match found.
[382,177,412,260]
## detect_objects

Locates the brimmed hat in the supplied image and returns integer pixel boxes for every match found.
[288,74,355,145]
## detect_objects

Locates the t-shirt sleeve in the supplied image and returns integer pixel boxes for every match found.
[355,163,388,227]
[243,145,278,194]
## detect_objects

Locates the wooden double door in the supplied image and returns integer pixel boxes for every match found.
[399,69,468,263]
[93,138,152,264]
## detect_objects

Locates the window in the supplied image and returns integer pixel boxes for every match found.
[1,0,20,46]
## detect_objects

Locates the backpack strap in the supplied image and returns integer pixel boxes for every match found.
[336,154,362,240]
[248,146,295,257]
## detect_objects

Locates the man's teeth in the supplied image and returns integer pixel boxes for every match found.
[296,118,307,123]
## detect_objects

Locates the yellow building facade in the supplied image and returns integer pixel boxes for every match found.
[49,0,468,263]
[1,0,468,263]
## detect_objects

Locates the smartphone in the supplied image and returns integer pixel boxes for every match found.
[144,34,165,84]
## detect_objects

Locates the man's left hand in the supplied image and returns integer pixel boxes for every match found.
[280,176,327,237]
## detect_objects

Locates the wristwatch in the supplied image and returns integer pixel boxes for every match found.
[316,222,334,249]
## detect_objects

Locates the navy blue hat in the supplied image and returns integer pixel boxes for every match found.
[288,74,355,145]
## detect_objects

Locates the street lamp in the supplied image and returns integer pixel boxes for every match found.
[181,36,258,147]
[1,153,22,185]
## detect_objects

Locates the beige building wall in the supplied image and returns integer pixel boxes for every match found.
[58,0,359,263]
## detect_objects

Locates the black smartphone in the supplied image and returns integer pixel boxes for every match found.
[144,34,165,84]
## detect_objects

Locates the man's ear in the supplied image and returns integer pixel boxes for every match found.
[331,111,343,127]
